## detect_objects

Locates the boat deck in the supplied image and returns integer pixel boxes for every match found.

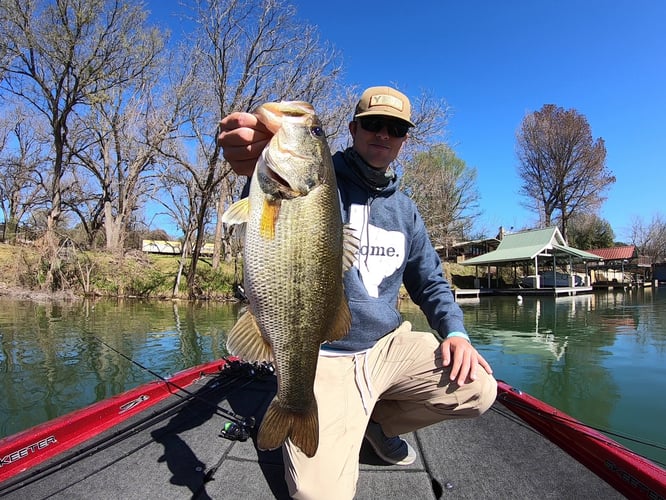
[0,366,627,499]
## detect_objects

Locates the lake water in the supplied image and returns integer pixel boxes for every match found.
[1,289,665,467]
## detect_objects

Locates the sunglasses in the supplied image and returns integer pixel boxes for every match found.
[358,117,410,138]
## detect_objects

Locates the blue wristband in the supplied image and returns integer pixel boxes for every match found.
[446,331,470,342]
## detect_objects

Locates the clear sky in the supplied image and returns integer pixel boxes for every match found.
[148,0,665,242]
[287,0,665,241]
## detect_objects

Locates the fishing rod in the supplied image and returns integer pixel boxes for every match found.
[90,334,264,431]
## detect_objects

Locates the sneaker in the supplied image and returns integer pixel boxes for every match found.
[364,420,416,465]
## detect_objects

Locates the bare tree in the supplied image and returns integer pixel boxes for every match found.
[630,214,666,264]
[0,0,162,288]
[402,89,451,155]
[70,71,176,254]
[402,144,480,246]
[0,106,49,241]
[516,104,615,242]
[153,0,347,298]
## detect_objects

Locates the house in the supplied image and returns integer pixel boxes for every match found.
[586,246,651,285]
[444,237,500,263]
[460,227,601,291]
[142,240,215,256]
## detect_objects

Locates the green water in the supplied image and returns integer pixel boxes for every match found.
[1,289,665,466]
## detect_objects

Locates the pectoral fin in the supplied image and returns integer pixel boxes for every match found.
[260,198,281,239]
[225,310,273,362]
[341,224,360,273]
[221,198,250,225]
[324,296,352,343]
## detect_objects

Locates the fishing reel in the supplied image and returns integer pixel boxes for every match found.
[220,420,252,442]
[223,359,275,379]
[252,362,275,378]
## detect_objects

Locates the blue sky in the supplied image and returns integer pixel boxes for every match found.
[288,0,665,241]
[149,0,665,242]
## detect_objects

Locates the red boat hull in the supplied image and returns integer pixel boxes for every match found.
[497,380,666,499]
[0,358,232,483]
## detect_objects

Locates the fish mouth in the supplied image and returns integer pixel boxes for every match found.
[255,101,317,199]
[256,101,315,132]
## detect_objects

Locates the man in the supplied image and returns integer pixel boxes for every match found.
[218,86,497,500]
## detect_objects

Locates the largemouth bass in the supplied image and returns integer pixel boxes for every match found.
[222,101,356,457]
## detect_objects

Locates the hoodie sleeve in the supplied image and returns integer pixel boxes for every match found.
[402,210,467,338]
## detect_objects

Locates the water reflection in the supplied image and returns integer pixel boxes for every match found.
[402,294,622,428]
[0,299,240,437]
[1,291,665,465]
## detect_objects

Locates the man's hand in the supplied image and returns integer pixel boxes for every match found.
[217,112,272,177]
[440,336,493,386]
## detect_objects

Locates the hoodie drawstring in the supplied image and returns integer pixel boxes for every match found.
[353,350,374,415]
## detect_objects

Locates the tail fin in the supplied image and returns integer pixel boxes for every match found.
[257,398,319,457]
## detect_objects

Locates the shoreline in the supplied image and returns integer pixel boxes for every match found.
[0,283,82,303]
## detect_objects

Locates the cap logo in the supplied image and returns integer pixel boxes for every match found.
[369,94,404,112]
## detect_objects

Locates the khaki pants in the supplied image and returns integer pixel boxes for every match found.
[283,322,498,499]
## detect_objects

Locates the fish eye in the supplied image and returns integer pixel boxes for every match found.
[310,126,325,137]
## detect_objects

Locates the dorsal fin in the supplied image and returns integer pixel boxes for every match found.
[323,297,352,343]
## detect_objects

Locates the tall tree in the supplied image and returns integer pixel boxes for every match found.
[401,144,480,246]
[516,104,615,242]
[0,0,162,288]
[70,70,174,253]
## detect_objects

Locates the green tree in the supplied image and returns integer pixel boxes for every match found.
[402,144,480,246]
[516,104,615,242]
[566,213,614,250]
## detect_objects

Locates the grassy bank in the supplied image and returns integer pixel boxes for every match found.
[0,242,241,301]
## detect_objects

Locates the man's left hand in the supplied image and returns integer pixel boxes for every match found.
[441,337,493,386]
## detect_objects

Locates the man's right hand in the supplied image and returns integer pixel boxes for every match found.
[217,112,272,177]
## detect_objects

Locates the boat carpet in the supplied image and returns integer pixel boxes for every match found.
[0,369,623,499]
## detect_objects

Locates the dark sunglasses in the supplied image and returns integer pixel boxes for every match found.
[358,117,410,138]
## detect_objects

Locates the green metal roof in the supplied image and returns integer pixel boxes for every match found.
[461,227,602,266]
[551,244,603,261]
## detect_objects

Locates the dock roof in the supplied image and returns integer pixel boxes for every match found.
[461,227,602,266]
[587,245,636,261]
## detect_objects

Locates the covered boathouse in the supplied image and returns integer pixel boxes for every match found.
[586,245,652,288]
[459,227,602,296]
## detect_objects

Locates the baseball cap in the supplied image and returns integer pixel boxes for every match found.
[354,86,415,127]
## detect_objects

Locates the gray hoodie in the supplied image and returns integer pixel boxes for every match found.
[324,149,466,351]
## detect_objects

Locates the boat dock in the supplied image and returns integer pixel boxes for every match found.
[453,288,484,300]
[509,285,594,297]
[0,365,632,499]
[455,286,594,299]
